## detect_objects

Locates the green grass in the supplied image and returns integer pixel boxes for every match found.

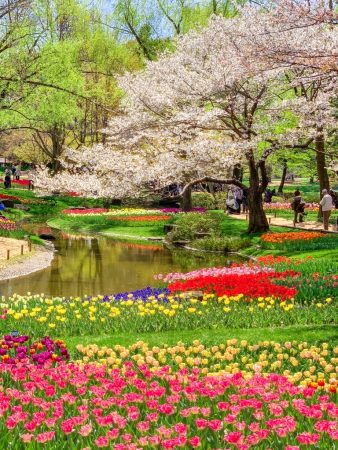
[0,187,36,200]
[64,324,338,353]
[100,225,164,239]
[48,217,165,239]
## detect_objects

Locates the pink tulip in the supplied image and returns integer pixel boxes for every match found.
[79,424,92,437]
[95,436,109,447]
[20,433,33,443]
[297,432,320,445]
[224,431,243,444]
[189,436,201,447]
[195,418,208,429]
[208,419,222,431]
[36,431,55,443]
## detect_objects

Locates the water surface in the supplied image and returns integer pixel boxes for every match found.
[0,233,244,297]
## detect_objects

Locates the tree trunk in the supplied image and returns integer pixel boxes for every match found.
[212,0,217,13]
[315,129,330,194]
[315,128,330,218]
[181,186,192,212]
[278,160,288,193]
[247,157,269,233]
[247,185,269,233]
[50,126,65,174]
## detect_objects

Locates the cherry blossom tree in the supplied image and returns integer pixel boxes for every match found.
[240,0,337,77]
[34,145,149,198]
[104,1,337,232]
[34,135,243,211]
[35,1,337,232]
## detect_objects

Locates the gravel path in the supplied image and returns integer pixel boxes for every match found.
[0,244,54,281]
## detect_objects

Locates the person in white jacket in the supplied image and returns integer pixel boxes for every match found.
[320,189,333,230]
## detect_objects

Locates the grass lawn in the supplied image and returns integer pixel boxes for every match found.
[65,324,338,353]
[48,217,166,239]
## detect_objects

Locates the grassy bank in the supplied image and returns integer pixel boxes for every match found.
[48,217,166,239]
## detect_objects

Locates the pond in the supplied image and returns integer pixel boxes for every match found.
[0,233,245,297]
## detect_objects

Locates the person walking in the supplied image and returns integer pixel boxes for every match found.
[264,188,273,203]
[291,190,303,226]
[4,168,11,189]
[226,188,239,214]
[233,187,243,213]
[320,189,333,231]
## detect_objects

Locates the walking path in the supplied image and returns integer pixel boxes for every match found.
[231,213,338,233]
[0,237,54,280]
[0,237,30,259]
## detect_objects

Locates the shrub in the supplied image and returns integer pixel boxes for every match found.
[214,191,228,210]
[192,192,215,209]
[169,213,221,241]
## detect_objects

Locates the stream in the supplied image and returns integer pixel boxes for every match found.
[0,231,245,297]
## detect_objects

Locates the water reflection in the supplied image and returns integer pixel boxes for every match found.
[0,234,245,297]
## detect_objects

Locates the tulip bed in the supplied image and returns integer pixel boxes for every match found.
[62,208,166,217]
[62,208,110,215]
[108,215,172,222]
[261,232,325,243]
[76,339,338,392]
[0,335,69,366]
[264,202,319,212]
[261,232,338,252]
[0,215,16,231]
[0,359,337,449]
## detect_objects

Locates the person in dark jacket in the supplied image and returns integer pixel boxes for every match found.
[4,168,11,189]
[291,190,305,225]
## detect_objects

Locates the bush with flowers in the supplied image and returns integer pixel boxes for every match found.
[0,334,69,366]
